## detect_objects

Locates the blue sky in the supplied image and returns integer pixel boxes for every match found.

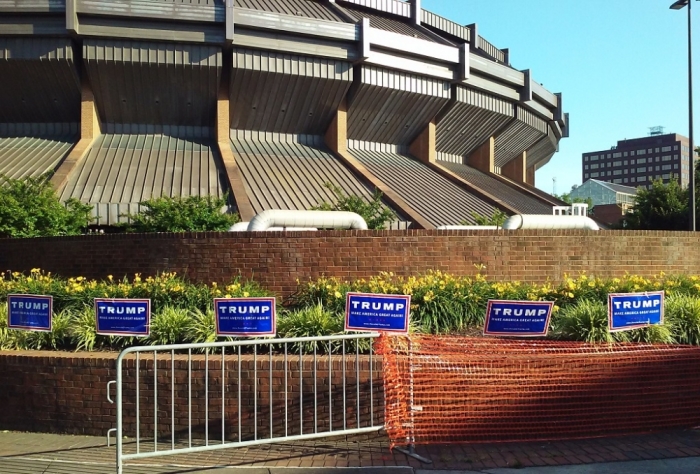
[422,0,694,195]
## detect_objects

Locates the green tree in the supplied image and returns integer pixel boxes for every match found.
[0,174,93,238]
[461,209,508,226]
[623,178,688,230]
[311,183,395,230]
[121,194,239,232]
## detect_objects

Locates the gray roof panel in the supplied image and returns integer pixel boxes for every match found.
[83,40,221,129]
[230,130,398,216]
[438,159,553,215]
[0,38,80,124]
[0,135,76,180]
[235,0,345,21]
[340,4,437,43]
[348,66,450,144]
[347,141,496,226]
[60,134,228,225]
[230,49,353,135]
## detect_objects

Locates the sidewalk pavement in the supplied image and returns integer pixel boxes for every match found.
[1,428,700,474]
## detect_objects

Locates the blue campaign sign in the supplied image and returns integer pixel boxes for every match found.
[95,298,151,336]
[214,297,276,336]
[345,292,410,334]
[484,300,554,337]
[7,294,53,331]
[608,291,664,331]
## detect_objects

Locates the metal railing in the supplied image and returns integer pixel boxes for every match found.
[110,333,382,474]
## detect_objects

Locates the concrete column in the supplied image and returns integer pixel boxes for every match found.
[526,165,536,186]
[50,79,100,192]
[409,121,435,164]
[466,136,494,173]
[501,151,527,183]
[216,79,255,222]
[325,99,347,155]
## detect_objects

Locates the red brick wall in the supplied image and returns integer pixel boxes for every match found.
[0,230,697,297]
[0,351,381,436]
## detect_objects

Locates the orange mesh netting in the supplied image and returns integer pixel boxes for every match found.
[376,335,700,447]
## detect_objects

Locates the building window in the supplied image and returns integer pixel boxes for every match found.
[631,177,636,182]
[591,172,599,178]
[662,146,672,152]
[637,158,646,164]
[590,155,599,161]
[584,173,589,179]
[662,155,672,161]
[584,165,589,170]
[624,178,629,183]
[674,145,679,151]
[584,156,589,162]
[655,166,660,171]
[590,163,599,169]
[613,169,622,175]
[623,151,628,157]
[613,152,622,158]
[663,173,670,179]
[613,161,622,166]
[630,150,636,156]
[637,167,646,173]
[648,148,653,153]
[662,164,672,171]
[675,164,679,169]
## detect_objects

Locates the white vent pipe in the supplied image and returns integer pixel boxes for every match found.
[229,221,318,232]
[502,214,599,230]
[247,210,368,231]
[229,222,250,231]
[436,225,499,230]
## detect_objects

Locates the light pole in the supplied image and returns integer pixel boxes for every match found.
[671,0,696,231]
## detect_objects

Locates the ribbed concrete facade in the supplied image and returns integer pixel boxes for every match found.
[0,0,567,227]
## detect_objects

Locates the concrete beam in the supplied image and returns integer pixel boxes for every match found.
[217,80,255,222]
[51,78,100,192]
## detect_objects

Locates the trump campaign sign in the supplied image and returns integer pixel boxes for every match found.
[345,292,410,334]
[608,291,664,331]
[484,300,554,337]
[7,294,53,331]
[214,297,276,336]
[95,298,151,336]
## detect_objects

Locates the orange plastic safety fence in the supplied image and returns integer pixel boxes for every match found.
[376,335,700,447]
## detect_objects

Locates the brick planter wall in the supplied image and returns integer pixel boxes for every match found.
[0,351,382,437]
[0,230,697,298]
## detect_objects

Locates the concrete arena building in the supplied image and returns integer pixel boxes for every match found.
[0,0,569,228]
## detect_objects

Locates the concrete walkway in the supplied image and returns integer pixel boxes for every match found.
[1,429,700,474]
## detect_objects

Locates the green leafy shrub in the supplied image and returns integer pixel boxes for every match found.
[461,209,508,227]
[148,306,192,346]
[0,174,92,238]
[121,194,239,232]
[26,309,73,350]
[550,299,612,343]
[188,308,218,345]
[311,183,395,230]
[665,295,700,345]
[277,302,344,353]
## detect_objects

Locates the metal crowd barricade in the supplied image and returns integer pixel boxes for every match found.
[108,333,382,474]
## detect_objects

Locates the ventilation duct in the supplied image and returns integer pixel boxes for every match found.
[502,215,599,231]
[246,210,368,231]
